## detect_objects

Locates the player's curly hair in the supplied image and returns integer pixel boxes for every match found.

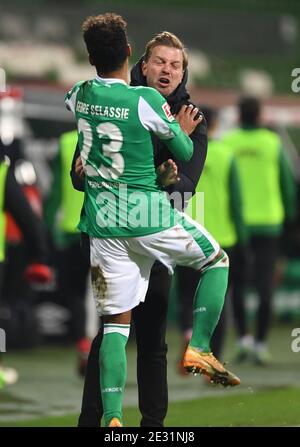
[144,31,188,70]
[82,13,128,74]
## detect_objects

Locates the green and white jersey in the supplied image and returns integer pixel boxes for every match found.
[65,76,193,238]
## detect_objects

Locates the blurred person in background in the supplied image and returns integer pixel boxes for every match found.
[0,88,52,388]
[71,30,208,427]
[0,87,45,346]
[176,105,248,373]
[44,129,91,377]
[223,96,297,365]
[0,153,52,388]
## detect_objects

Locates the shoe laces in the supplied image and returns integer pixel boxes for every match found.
[204,352,226,372]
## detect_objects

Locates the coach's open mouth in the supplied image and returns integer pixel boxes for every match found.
[158,77,170,87]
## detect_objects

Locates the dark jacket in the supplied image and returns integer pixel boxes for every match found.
[71,59,208,210]
[2,161,48,263]
[131,57,207,208]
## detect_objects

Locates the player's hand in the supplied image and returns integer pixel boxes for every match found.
[75,156,85,178]
[175,104,203,135]
[157,159,180,186]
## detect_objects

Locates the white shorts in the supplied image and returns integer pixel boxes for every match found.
[90,213,220,316]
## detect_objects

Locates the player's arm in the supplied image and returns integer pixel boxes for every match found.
[65,82,86,192]
[138,88,199,161]
[65,81,84,114]
[165,129,194,162]
[70,142,85,192]
[165,108,207,201]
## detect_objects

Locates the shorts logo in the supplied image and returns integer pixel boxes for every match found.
[162,102,174,122]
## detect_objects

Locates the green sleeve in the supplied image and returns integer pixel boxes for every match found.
[279,149,297,222]
[138,87,193,161]
[229,159,248,244]
[65,80,84,113]
[164,132,194,162]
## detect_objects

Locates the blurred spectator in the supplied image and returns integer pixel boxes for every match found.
[0,86,49,350]
[44,130,91,377]
[0,154,52,388]
[223,96,297,365]
[177,105,247,372]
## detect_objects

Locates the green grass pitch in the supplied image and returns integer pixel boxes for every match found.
[0,324,299,427]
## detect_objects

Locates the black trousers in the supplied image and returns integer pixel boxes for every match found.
[176,246,243,358]
[3,244,33,304]
[231,235,279,342]
[57,241,90,342]
[77,261,171,427]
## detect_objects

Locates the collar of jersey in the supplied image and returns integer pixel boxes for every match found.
[95,75,127,86]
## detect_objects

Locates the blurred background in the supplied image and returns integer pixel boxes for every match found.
[0,0,300,427]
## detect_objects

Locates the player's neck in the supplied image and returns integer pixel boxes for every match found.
[97,61,129,84]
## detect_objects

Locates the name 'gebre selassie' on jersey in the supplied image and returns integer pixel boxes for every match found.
[76,100,129,120]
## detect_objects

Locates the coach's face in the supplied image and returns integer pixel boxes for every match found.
[142,45,184,97]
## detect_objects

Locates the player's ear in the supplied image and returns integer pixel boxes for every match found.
[127,44,132,57]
